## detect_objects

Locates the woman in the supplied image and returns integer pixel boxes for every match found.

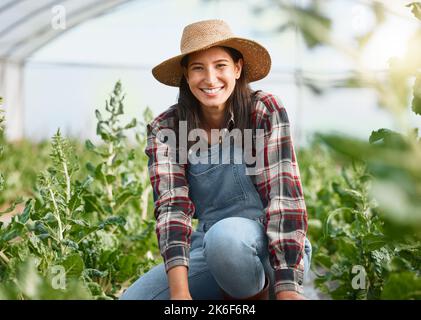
[121,19,312,300]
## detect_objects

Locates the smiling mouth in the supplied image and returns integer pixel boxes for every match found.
[200,86,224,94]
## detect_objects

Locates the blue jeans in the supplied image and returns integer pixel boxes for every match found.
[121,140,312,300]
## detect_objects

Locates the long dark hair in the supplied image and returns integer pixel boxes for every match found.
[176,46,259,149]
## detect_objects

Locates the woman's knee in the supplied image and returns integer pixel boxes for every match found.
[203,217,264,262]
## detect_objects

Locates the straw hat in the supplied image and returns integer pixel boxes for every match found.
[152,19,271,87]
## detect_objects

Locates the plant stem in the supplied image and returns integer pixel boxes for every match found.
[0,250,10,264]
[106,143,114,204]
[62,161,72,219]
[48,185,64,255]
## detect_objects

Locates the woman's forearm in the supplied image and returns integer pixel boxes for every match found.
[167,265,191,298]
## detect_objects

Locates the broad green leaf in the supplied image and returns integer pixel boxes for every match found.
[105,174,116,184]
[411,74,421,115]
[62,239,79,250]
[98,216,126,229]
[83,268,108,279]
[127,149,135,160]
[87,281,104,296]
[61,253,84,278]
[69,176,93,212]
[369,128,408,149]
[336,238,359,258]
[86,162,95,174]
[313,252,333,269]
[406,2,421,20]
[94,163,106,183]
[95,109,102,121]
[114,190,137,213]
[124,118,137,129]
[83,195,106,215]
[85,139,96,151]
[18,199,33,224]
[332,182,364,209]
[1,221,25,242]
[362,234,388,251]
[287,5,332,49]
[381,272,421,299]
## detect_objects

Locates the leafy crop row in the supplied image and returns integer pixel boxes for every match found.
[0,83,159,299]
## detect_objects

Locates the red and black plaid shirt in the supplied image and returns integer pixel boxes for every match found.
[145,91,308,293]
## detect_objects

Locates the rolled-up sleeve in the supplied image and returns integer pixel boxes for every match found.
[253,94,308,294]
[144,123,195,272]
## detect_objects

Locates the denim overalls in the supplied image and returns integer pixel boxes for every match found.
[121,138,312,300]
[188,138,266,234]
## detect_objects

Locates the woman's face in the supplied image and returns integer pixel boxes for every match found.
[184,46,243,116]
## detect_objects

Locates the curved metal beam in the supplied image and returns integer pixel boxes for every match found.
[3,0,136,61]
[0,0,66,37]
[0,0,26,15]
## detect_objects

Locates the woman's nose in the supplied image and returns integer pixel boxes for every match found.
[204,68,217,85]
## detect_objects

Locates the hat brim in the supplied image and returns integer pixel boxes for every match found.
[152,37,271,87]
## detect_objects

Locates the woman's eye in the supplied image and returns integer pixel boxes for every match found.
[190,64,225,71]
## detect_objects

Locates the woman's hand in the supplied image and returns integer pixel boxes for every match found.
[168,265,192,300]
[276,291,307,300]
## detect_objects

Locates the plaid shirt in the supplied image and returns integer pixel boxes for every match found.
[145,91,308,294]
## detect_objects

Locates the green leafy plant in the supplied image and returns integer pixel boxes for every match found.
[0,97,4,192]
[299,139,421,300]
[265,0,421,300]
[0,83,158,299]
